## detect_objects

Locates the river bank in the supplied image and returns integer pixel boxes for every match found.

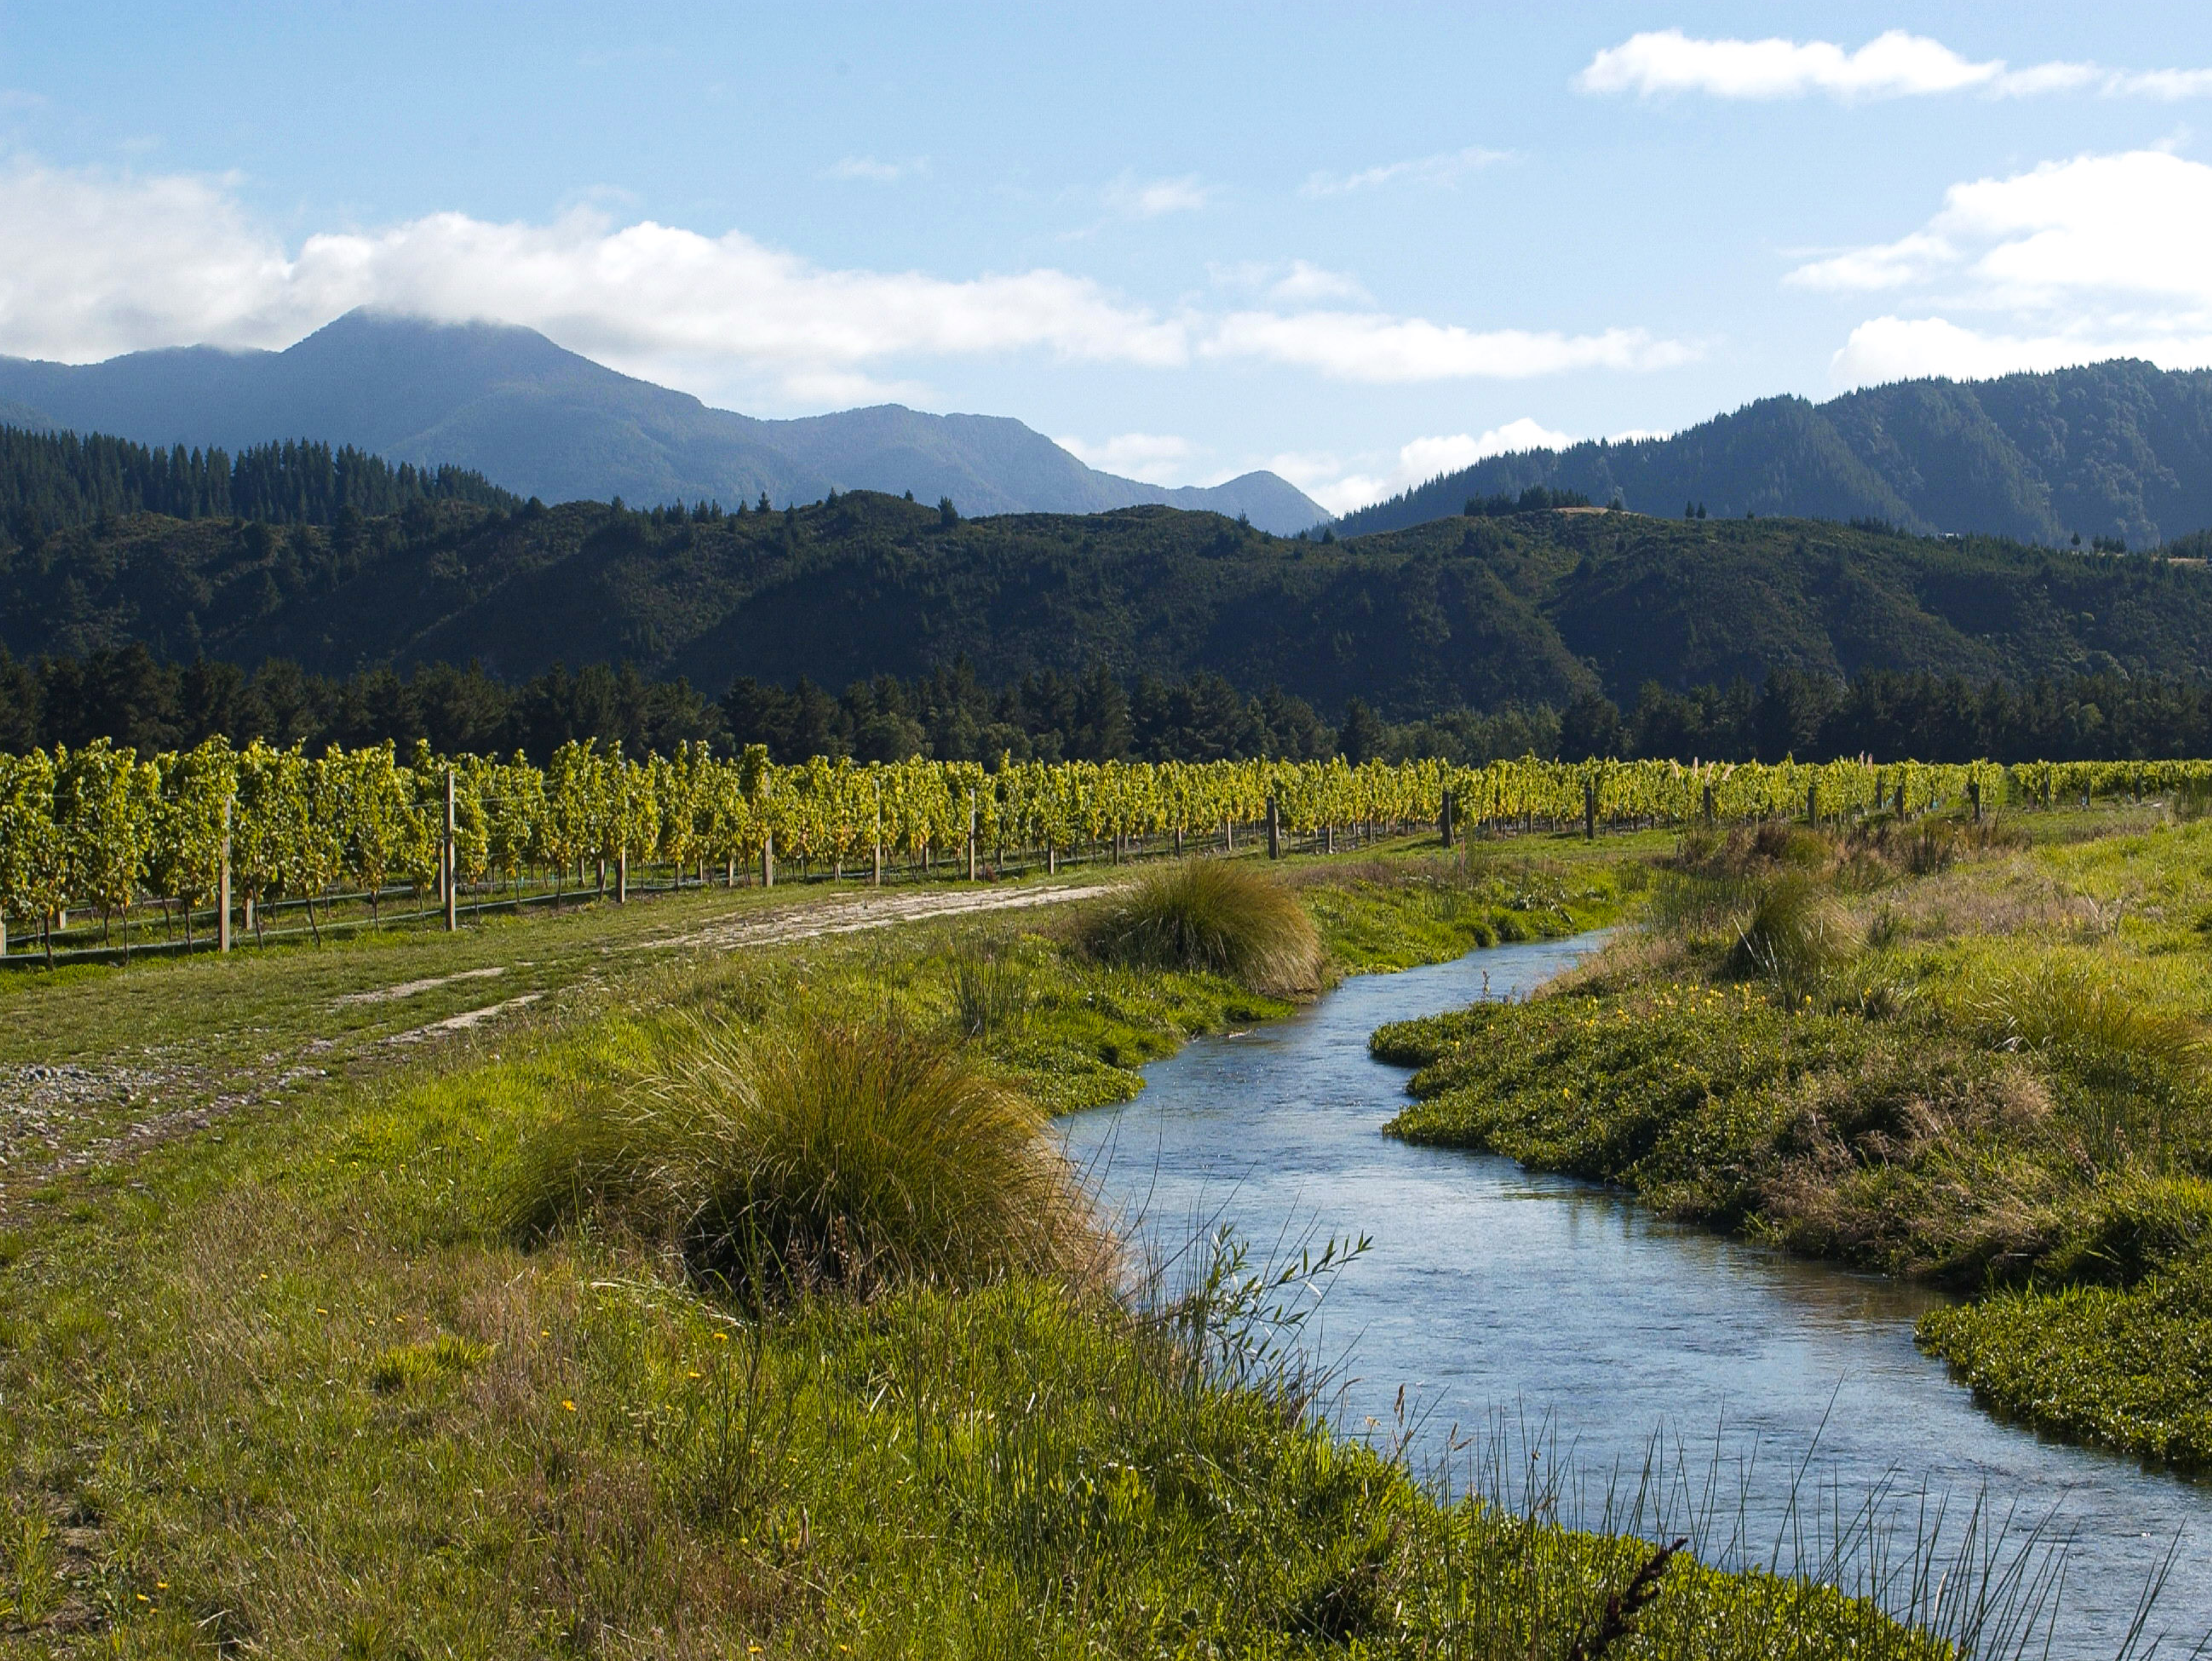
[8,847,1942,1658]
[1380,813,2212,1482]
[1069,930,2212,1656]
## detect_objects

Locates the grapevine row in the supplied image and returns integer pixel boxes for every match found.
[0,735,2129,962]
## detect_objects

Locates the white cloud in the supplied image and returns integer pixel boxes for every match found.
[1579,28,2206,103]
[0,157,1691,405]
[0,158,1187,394]
[1106,172,1209,218]
[825,155,929,183]
[1832,317,2212,384]
[1271,420,1578,515]
[1786,232,1956,293]
[1302,146,1509,197]
[1400,421,1575,478]
[1800,149,2212,384]
[1054,431,1198,483]
[1208,259,1371,305]
[1205,311,1695,382]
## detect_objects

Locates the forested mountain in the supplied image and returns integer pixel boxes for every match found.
[0,311,1325,532]
[12,488,2212,720]
[1336,360,2212,548]
[0,425,515,542]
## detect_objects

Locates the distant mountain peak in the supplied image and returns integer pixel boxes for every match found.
[0,310,1326,532]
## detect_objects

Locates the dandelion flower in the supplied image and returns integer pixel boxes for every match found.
[561,1399,577,1412]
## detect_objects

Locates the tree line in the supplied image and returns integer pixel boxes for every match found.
[0,424,517,544]
[6,645,2211,770]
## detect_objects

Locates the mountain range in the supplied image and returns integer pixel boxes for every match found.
[1335,359,2212,549]
[0,311,1326,534]
[18,490,2211,718]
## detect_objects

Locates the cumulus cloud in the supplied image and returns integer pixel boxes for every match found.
[1579,28,2208,103]
[1205,312,1695,382]
[1272,419,1579,516]
[1793,149,2212,384]
[1832,317,2212,384]
[1302,145,1509,197]
[0,157,1691,403]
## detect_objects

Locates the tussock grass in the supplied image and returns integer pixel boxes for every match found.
[503,1016,1099,1298]
[1724,871,1856,996]
[1083,859,1323,995]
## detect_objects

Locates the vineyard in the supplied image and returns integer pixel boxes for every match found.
[0,736,2178,964]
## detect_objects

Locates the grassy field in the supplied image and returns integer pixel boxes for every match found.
[0,843,1978,1657]
[1380,808,2212,1470]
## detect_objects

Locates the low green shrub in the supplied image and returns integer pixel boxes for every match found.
[1920,1256,2212,1466]
[501,1016,1098,1297]
[1083,859,1322,995]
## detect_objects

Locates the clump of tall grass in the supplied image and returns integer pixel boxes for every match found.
[1725,872,1854,996]
[949,946,1032,1040]
[1083,858,1323,995]
[1960,960,2203,1073]
[500,1016,1100,1298]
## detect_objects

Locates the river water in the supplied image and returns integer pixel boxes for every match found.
[1059,934,2212,1658]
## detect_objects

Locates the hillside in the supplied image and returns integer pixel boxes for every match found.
[1336,360,2212,548]
[0,312,1325,534]
[11,492,2212,718]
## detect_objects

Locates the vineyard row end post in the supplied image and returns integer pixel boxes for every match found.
[762,830,774,889]
[967,790,978,881]
[1439,789,1455,850]
[443,770,458,932]
[1265,796,1281,859]
[1583,779,1597,842]
[218,796,233,954]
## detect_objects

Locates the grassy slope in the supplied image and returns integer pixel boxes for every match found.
[0,847,1957,1655]
[1379,810,2212,1467]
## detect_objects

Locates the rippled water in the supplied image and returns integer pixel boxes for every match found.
[1059,935,2212,1658]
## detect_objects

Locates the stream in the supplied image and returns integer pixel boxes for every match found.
[1059,932,2212,1658]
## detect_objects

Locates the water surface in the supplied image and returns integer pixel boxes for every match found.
[1061,935,2212,1657]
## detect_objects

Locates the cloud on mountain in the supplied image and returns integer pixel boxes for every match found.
[0,156,1690,403]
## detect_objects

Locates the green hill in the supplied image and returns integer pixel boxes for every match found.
[11,488,2212,718]
[1335,360,2212,549]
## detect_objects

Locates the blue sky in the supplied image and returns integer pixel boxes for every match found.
[4,3,2212,510]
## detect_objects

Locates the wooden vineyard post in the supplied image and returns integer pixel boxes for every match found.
[1224,817,1234,854]
[218,796,234,954]
[1583,779,1598,842]
[1701,783,1716,826]
[1439,789,1455,850]
[967,791,978,881]
[1265,796,1281,859]
[443,770,459,931]
[1969,778,1983,823]
[762,830,774,889]
[616,849,627,905]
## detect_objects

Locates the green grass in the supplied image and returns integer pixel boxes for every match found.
[1374,807,2212,1467]
[0,852,1955,1655]
[500,1014,1096,1298]
[1081,858,1324,995]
